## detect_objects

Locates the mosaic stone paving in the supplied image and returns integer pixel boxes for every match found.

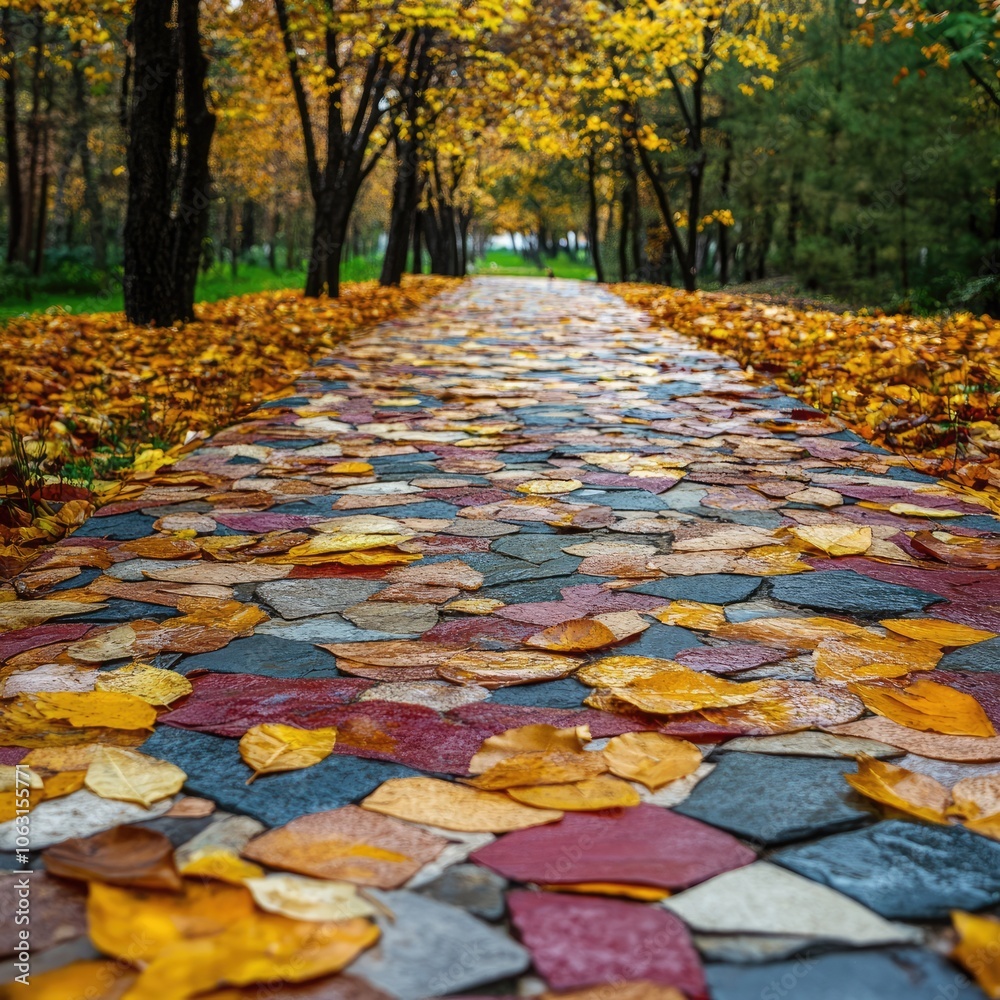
[4,277,1000,998]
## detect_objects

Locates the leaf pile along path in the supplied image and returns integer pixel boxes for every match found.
[6,276,1000,998]
[617,283,1000,484]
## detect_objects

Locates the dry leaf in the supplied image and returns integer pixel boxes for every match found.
[651,601,727,631]
[465,750,608,789]
[85,746,186,807]
[238,723,338,784]
[361,776,563,832]
[850,679,996,738]
[507,774,641,810]
[952,910,1000,999]
[844,755,951,824]
[438,649,581,687]
[524,618,619,652]
[879,618,998,647]
[788,524,872,556]
[178,847,265,884]
[245,873,377,921]
[603,732,703,790]
[469,723,591,773]
[95,662,193,706]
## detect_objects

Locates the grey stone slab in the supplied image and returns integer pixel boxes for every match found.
[774,819,1000,920]
[255,613,405,643]
[711,732,905,760]
[480,575,612,604]
[256,578,384,619]
[347,889,529,999]
[770,570,944,615]
[663,862,919,947]
[704,949,986,1000]
[938,637,1000,673]
[627,575,763,605]
[73,512,157,539]
[175,634,341,678]
[140,727,419,828]
[692,934,816,964]
[74,599,177,623]
[619,624,703,660]
[894,753,1000,785]
[415,863,508,921]
[342,602,439,634]
[490,677,589,709]
[131,814,217,846]
[673,753,872,846]
[0,791,174,850]
[490,534,589,564]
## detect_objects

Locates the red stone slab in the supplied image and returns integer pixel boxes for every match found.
[447,702,659,740]
[507,890,708,998]
[421,618,537,646]
[0,747,28,765]
[812,558,1000,602]
[673,644,789,675]
[214,513,326,531]
[471,804,755,890]
[580,473,682,494]
[160,673,372,735]
[163,684,494,774]
[0,623,93,663]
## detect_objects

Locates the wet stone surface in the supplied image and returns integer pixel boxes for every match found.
[9,278,1000,997]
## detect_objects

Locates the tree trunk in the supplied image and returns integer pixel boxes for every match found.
[72,50,107,271]
[586,148,605,283]
[123,0,216,325]
[226,199,238,278]
[411,208,423,274]
[2,7,24,266]
[381,138,420,286]
[618,181,630,282]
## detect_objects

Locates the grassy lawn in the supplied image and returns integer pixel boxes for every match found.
[473,247,596,280]
[0,257,385,322]
[0,249,593,322]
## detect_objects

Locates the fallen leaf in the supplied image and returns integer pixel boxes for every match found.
[85,746,186,807]
[952,910,1000,999]
[524,618,620,652]
[469,723,591,773]
[95,662,193,706]
[879,618,998,647]
[951,773,1000,820]
[844,755,951,824]
[651,601,727,631]
[41,825,181,890]
[788,524,872,556]
[850,679,996,738]
[31,691,158,730]
[438,650,581,687]
[238,723,338,784]
[361,776,564,831]
[603,732,703,790]
[178,848,265,884]
[245,873,377,921]
[507,774,641,810]
[466,750,609,789]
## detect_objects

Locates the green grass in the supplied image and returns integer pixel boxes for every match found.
[0,247,594,322]
[472,247,596,280]
[0,256,384,322]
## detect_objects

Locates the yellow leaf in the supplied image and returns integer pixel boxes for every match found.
[952,910,1000,998]
[609,667,762,715]
[602,732,702,790]
[238,724,338,784]
[537,882,671,902]
[844,755,951,824]
[651,601,727,631]
[88,880,256,962]
[32,690,157,730]
[126,913,379,1000]
[85,746,186,807]
[850,679,996,738]
[879,618,999,647]
[177,848,265,885]
[465,750,608,790]
[516,478,583,494]
[507,774,641,810]
[95,662,194,706]
[524,618,619,652]
[361,776,563,832]
[469,723,591,773]
[245,874,377,921]
[788,524,872,556]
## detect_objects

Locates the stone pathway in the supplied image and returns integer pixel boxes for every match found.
[5,277,1000,998]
